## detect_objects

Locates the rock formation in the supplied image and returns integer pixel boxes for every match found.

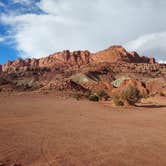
[0,64,2,72]
[1,45,156,73]
[0,45,165,96]
[2,50,92,72]
[92,46,156,64]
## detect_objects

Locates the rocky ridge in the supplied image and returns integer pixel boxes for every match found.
[0,46,156,73]
[0,45,165,97]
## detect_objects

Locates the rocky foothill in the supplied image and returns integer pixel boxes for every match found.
[0,45,165,104]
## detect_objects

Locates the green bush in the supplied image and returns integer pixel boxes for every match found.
[97,90,110,101]
[88,95,99,102]
[0,77,8,85]
[84,90,92,98]
[73,93,84,100]
[121,85,141,105]
[113,96,124,106]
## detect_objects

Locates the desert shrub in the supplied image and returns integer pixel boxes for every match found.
[88,95,99,102]
[159,92,165,96]
[113,96,124,106]
[149,93,155,97]
[8,73,17,79]
[97,90,110,100]
[0,77,8,85]
[73,93,84,100]
[121,85,141,105]
[84,90,92,98]
[141,92,148,99]
[40,67,51,72]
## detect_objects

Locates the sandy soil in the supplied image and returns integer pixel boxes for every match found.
[0,94,166,166]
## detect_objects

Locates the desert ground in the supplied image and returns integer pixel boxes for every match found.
[0,93,166,166]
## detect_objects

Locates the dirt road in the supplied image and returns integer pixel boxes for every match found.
[0,94,166,166]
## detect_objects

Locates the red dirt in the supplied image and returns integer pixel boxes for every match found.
[0,94,166,166]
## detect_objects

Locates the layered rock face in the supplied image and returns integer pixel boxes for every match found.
[1,45,156,73]
[0,45,165,95]
[129,51,156,64]
[2,50,92,72]
[92,46,156,64]
[38,50,91,68]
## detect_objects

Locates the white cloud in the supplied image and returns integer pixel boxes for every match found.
[125,32,166,51]
[1,0,166,61]
[12,0,33,5]
[124,32,166,61]
[0,36,5,43]
[158,60,166,64]
[1,13,94,58]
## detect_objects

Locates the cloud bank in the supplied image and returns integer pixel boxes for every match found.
[0,0,166,61]
[125,32,166,61]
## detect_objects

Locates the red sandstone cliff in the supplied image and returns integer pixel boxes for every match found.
[92,46,155,64]
[1,45,156,72]
[1,50,92,72]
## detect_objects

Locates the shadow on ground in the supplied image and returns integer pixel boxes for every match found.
[136,104,166,109]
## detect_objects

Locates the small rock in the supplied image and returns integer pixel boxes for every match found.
[11,163,21,166]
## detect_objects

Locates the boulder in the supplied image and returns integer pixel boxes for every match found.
[111,79,148,97]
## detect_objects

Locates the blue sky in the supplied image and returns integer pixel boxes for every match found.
[0,0,166,64]
[0,1,17,64]
[0,0,41,64]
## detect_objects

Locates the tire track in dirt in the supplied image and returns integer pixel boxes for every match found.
[41,136,58,166]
